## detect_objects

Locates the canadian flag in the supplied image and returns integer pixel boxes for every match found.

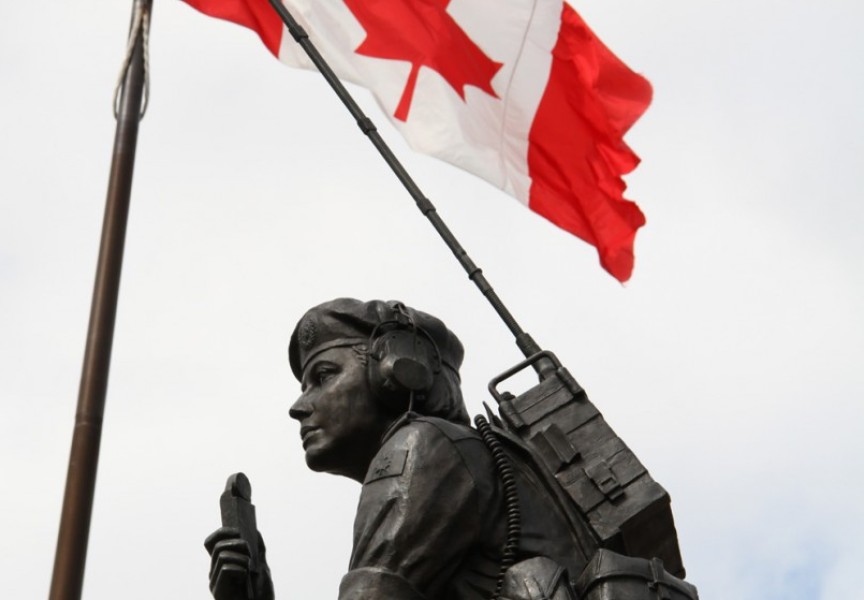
[183,0,652,281]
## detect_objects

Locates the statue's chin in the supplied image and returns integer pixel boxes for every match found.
[303,450,326,472]
[304,450,339,475]
[304,451,366,482]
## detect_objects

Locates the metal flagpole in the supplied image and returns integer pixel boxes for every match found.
[48,1,152,598]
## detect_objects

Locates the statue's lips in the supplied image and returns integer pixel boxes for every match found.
[300,426,320,446]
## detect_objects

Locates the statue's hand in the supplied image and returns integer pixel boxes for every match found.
[205,527,275,600]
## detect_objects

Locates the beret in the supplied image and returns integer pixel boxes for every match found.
[288,298,464,382]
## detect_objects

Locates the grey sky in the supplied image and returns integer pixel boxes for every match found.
[1,1,862,598]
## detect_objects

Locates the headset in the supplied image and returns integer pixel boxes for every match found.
[366,302,442,412]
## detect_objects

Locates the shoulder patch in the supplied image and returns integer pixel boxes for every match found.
[364,448,409,484]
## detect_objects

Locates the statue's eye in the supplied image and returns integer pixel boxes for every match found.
[317,368,336,385]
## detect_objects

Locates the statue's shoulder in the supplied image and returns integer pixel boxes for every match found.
[366,415,491,488]
[383,414,479,447]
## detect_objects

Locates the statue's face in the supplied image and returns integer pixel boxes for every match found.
[289,346,395,482]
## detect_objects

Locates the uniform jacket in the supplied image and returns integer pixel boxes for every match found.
[338,415,596,600]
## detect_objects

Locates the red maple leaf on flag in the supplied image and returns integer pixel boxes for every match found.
[342,0,503,121]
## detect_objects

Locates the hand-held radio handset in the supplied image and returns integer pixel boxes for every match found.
[220,473,260,576]
[205,473,274,600]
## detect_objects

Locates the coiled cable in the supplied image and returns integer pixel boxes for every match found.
[475,414,521,600]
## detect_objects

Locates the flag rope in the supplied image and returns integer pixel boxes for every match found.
[113,0,151,120]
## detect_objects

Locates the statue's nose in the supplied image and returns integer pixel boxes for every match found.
[289,394,312,421]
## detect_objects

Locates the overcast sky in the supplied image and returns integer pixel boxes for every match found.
[1,1,863,599]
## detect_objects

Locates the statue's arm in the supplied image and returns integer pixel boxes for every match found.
[339,568,427,600]
[339,421,486,599]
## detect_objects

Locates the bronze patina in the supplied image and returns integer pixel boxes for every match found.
[204,298,696,600]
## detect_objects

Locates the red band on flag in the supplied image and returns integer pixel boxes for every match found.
[527,4,652,282]
[184,0,284,56]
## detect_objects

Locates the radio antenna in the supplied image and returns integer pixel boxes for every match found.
[267,0,554,377]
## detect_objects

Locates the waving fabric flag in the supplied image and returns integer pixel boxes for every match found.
[183,0,652,281]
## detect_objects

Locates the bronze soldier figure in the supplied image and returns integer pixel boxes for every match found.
[205,298,696,600]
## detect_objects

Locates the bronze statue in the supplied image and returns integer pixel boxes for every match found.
[205,298,697,600]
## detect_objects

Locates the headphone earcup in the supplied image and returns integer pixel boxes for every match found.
[379,355,434,393]
[368,329,436,410]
